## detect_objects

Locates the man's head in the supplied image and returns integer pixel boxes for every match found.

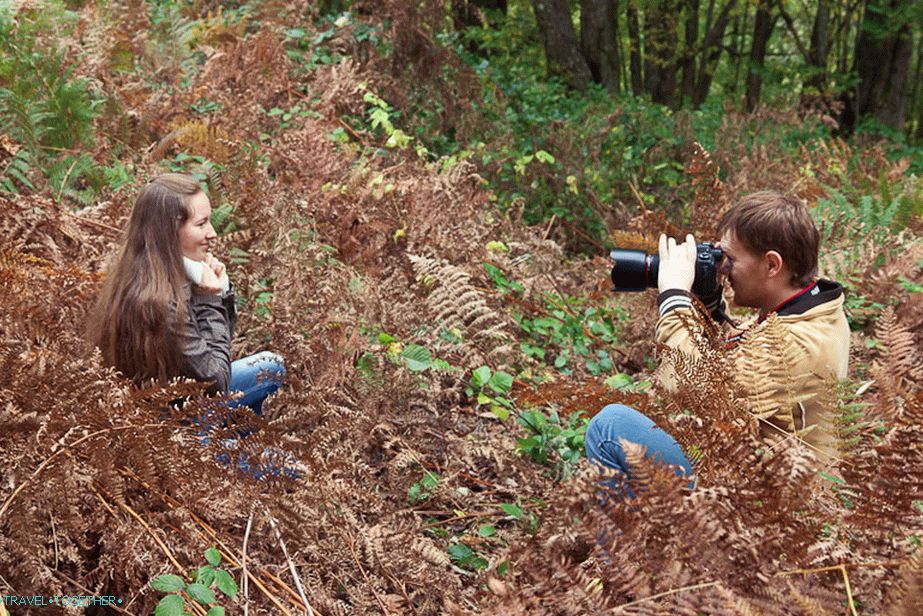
[717,191,820,311]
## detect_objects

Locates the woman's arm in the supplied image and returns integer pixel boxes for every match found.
[179,287,236,393]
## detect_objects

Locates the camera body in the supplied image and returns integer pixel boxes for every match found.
[609,242,723,300]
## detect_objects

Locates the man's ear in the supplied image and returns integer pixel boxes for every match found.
[764,250,785,278]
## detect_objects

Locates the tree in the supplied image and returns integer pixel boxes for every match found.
[745,0,777,111]
[531,0,593,91]
[626,1,644,94]
[849,0,915,131]
[643,0,680,106]
[806,0,832,91]
[580,0,620,92]
[682,0,737,107]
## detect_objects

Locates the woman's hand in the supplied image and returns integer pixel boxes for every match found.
[195,253,226,295]
[205,253,226,281]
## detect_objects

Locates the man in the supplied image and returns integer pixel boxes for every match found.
[585,191,850,479]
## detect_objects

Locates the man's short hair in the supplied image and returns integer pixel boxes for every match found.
[717,191,819,287]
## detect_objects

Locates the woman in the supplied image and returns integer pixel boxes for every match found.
[88,173,284,421]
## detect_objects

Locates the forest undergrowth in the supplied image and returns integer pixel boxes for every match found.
[1,1,922,614]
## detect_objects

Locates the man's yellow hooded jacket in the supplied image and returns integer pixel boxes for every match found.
[655,279,850,460]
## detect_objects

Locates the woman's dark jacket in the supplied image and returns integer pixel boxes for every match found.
[178,284,236,393]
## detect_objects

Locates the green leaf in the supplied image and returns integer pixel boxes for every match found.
[471,365,492,388]
[477,392,493,406]
[214,569,238,598]
[487,371,514,394]
[500,503,524,519]
[496,560,510,576]
[447,543,474,562]
[206,607,226,616]
[186,583,217,606]
[421,471,439,490]
[205,548,221,567]
[913,500,923,514]
[817,472,845,485]
[477,524,496,537]
[604,373,633,390]
[151,575,186,593]
[535,150,555,164]
[154,594,184,616]
[195,565,215,587]
[401,344,432,372]
[490,405,510,421]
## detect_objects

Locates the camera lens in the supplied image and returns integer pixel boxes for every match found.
[609,249,659,291]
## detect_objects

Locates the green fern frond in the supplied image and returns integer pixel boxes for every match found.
[0,87,49,162]
[0,149,36,194]
[47,153,103,206]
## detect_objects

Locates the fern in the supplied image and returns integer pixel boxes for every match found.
[0,87,49,162]
[0,148,35,194]
[47,153,104,206]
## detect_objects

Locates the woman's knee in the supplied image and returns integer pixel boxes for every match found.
[248,351,286,378]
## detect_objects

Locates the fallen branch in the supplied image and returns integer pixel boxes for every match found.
[613,580,720,611]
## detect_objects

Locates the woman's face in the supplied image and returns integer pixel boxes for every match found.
[177,191,217,261]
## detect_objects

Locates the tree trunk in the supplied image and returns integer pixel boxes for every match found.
[531,0,593,91]
[744,0,776,112]
[850,0,914,131]
[729,3,747,96]
[804,0,831,91]
[679,0,700,106]
[912,30,923,141]
[580,0,620,92]
[626,2,643,95]
[643,0,680,106]
[693,0,736,106]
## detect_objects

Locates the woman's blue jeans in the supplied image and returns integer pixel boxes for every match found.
[227,351,286,417]
[585,404,694,482]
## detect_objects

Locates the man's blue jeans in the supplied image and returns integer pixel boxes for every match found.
[585,404,694,481]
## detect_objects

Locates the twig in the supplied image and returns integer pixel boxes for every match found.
[776,560,906,576]
[613,580,720,611]
[62,210,122,234]
[0,426,141,521]
[418,510,505,530]
[840,564,858,616]
[266,511,316,616]
[243,506,255,616]
[50,513,59,570]
[347,534,390,615]
[542,214,557,241]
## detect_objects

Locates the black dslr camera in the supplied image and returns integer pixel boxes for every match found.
[609,242,723,301]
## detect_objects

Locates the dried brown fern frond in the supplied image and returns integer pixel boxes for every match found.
[186,6,249,48]
[626,197,684,242]
[609,229,658,253]
[409,253,515,367]
[684,141,731,239]
[883,552,923,615]
[170,120,234,165]
[870,306,921,416]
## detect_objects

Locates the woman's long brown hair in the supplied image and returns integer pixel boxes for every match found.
[88,174,202,383]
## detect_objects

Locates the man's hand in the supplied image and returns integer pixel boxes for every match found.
[658,233,697,293]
